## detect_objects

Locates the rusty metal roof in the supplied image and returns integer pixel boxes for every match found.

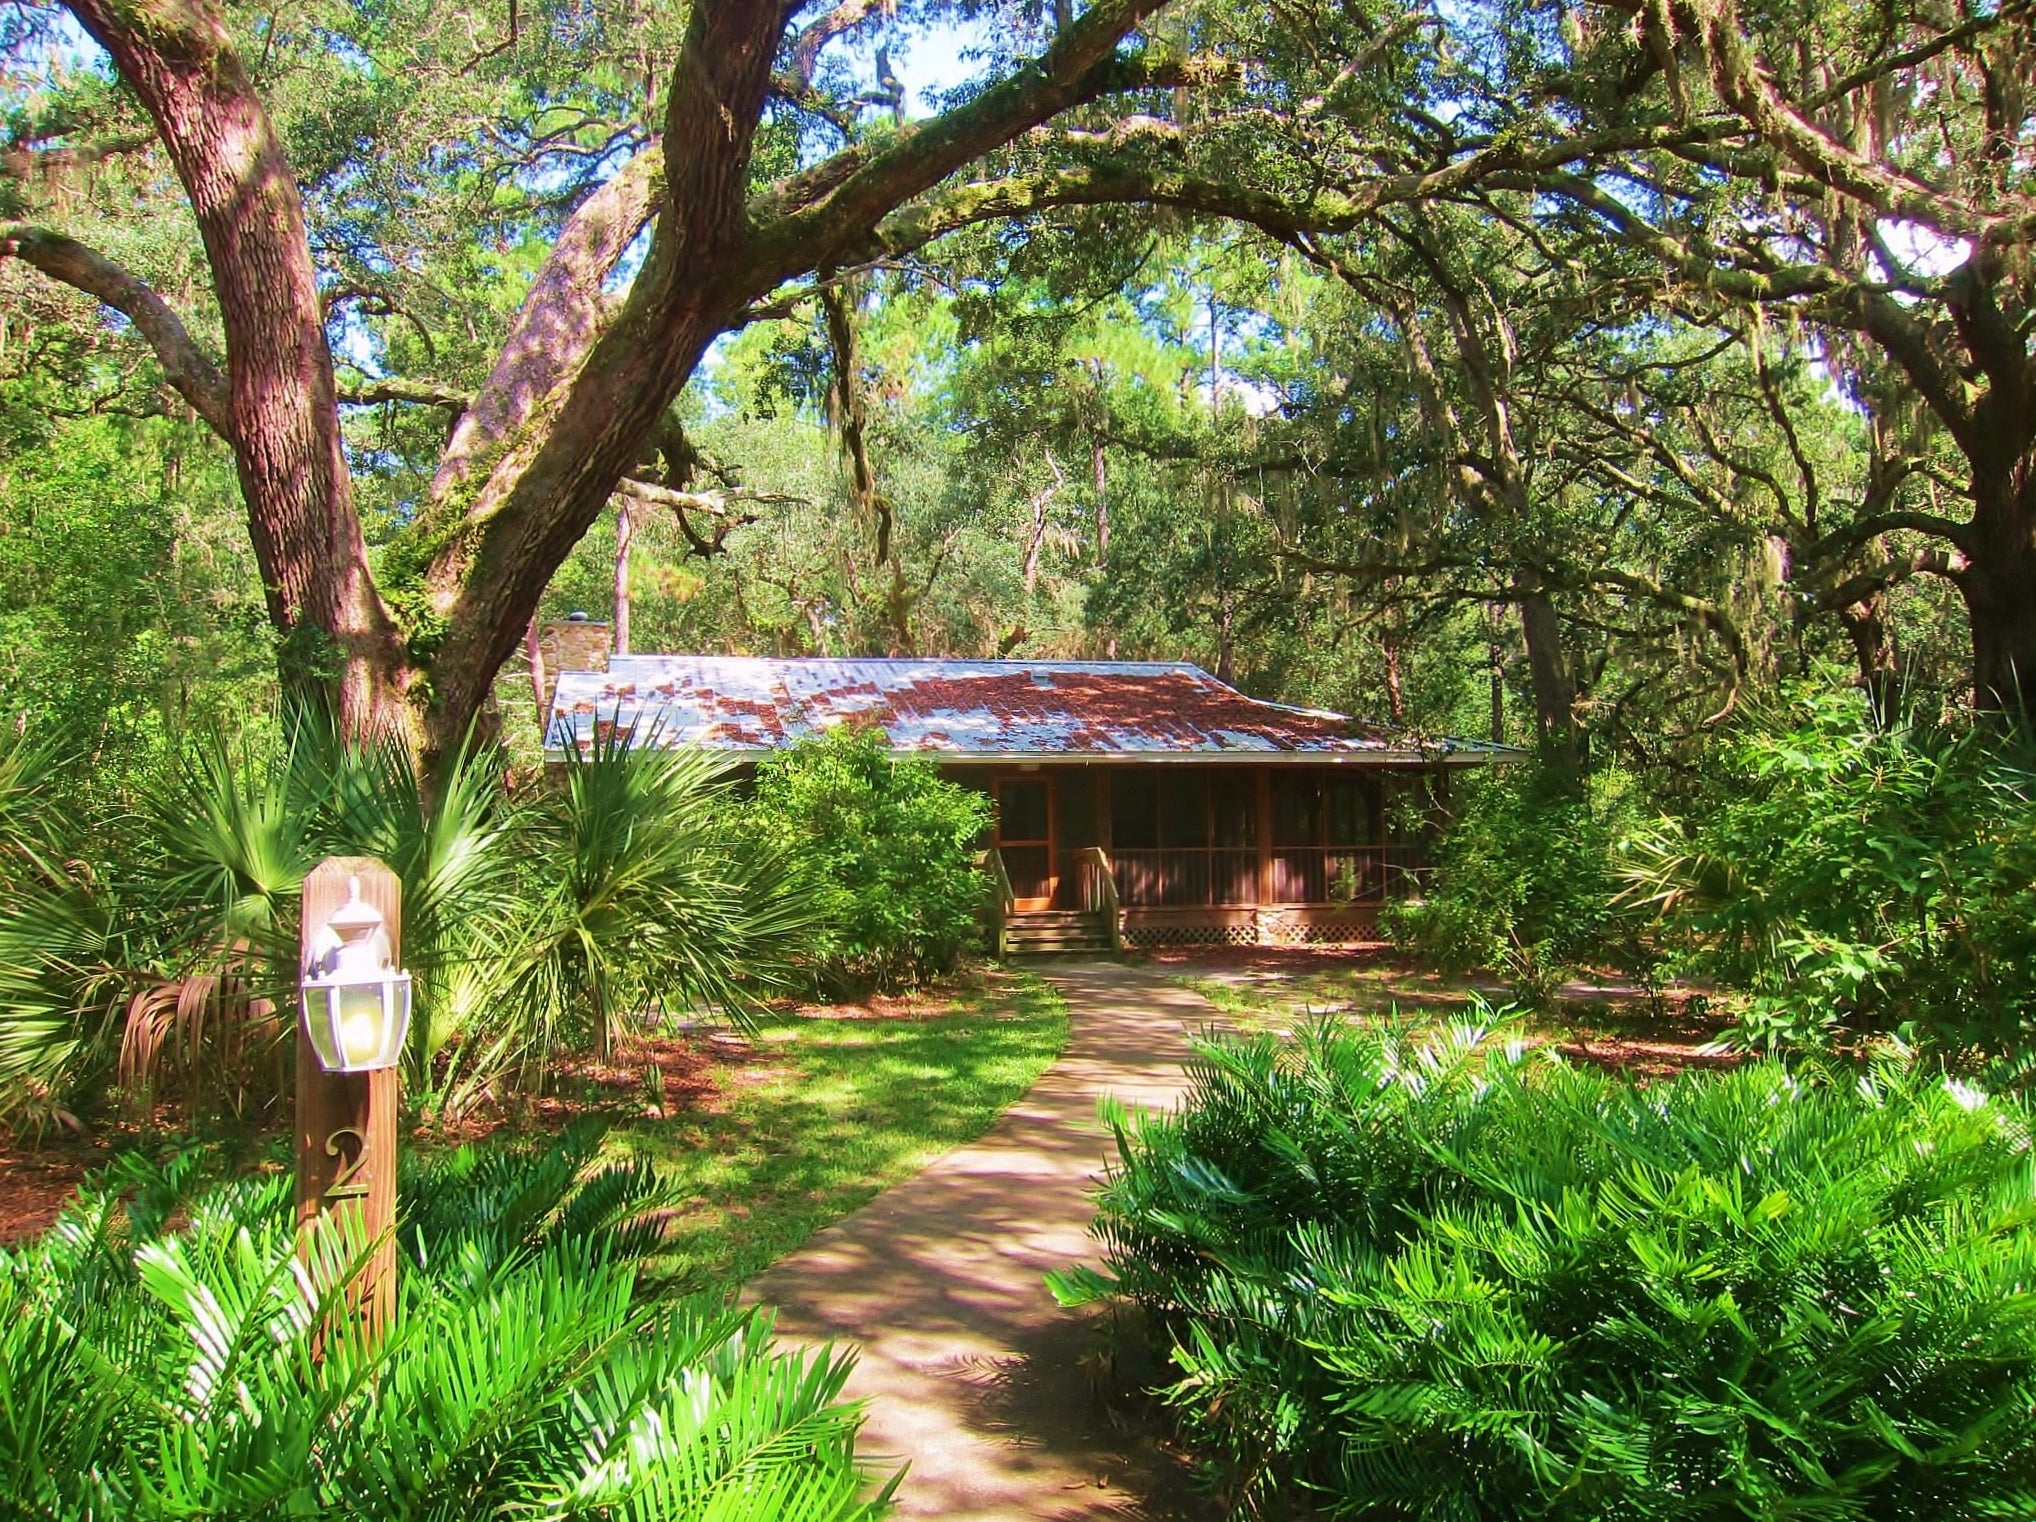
[545,656,1500,763]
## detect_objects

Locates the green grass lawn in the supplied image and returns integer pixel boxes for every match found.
[607,969,1069,1292]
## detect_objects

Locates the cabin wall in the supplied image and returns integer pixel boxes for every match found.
[948,761,1446,948]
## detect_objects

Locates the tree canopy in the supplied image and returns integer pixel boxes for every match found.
[2,0,2031,778]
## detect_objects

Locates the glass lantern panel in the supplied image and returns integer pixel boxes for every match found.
[336,984,386,1067]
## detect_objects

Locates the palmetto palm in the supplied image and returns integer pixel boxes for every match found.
[0,708,808,1121]
[506,724,815,1067]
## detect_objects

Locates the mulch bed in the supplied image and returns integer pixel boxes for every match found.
[0,1030,758,1245]
[0,1131,122,1244]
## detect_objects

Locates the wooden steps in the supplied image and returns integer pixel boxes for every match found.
[1002,909,1115,955]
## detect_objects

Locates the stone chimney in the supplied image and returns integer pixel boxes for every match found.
[537,613,612,717]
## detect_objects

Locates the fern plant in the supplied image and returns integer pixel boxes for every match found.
[0,1134,894,1520]
[1056,1018,2036,1519]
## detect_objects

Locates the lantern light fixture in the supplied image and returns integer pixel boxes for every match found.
[299,875,412,1072]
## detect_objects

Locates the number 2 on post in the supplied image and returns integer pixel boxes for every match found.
[324,1127,370,1200]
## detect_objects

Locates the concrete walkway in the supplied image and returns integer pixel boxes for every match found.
[745,961,1220,1522]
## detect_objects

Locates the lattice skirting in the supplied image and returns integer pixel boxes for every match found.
[1121,922,1259,949]
[1117,913,1377,949]
[1263,918,1375,946]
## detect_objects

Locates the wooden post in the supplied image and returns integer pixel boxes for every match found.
[297,857,400,1340]
[613,498,634,656]
[1255,768,1274,944]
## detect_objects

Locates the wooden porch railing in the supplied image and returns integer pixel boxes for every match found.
[1264,846,1419,906]
[1068,844,1426,909]
[979,848,1016,956]
[1074,846,1123,951]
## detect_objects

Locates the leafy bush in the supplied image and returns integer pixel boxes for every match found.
[1622,691,2036,1054]
[1055,1020,2036,1519]
[748,726,990,997]
[1381,768,1643,1002]
[0,1130,892,1519]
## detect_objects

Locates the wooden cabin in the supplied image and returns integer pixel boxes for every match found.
[540,624,1507,952]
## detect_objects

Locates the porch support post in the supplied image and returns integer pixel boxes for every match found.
[1254,768,1274,947]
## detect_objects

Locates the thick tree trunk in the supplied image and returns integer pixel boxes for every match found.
[65,0,407,739]
[1518,586,1583,788]
[55,0,1167,770]
[1837,594,1897,725]
[1961,490,2036,720]
[419,307,735,763]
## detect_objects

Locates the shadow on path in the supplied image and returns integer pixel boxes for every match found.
[745,962,1220,1522]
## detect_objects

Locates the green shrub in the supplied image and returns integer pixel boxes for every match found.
[1055,1020,2036,1518]
[748,726,991,997]
[1622,690,2036,1055]
[0,1130,892,1519]
[1381,767,1644,1002]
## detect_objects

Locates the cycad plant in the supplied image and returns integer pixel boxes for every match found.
[0,1130,893,1519]
[1056,1017,2036,1519]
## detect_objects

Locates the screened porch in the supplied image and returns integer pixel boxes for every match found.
[975,764,1435,914]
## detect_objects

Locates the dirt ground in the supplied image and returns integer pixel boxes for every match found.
[0,1131,122,1244]
[1139,942,1735,1079]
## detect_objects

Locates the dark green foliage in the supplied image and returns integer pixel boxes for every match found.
[1623,692,2036,1055]
[748,726,991,997]
[0,1133,892,1519]
[1056,1020,2036,1518]
[505,722,815,1062]
[1381,768,1643,1002]
[0,715,811,1129]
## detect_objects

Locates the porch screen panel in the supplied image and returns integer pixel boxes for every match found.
[1324,775,1381,902]
[1111,774,1159,848]
[996,779,1052,903]
[1059,771,1098,846]
[1053,771,1100,911]
[1158,775,1210,846]
[1152,774,1211,904]
[1270,772,1323,902]
[1211,773,1258,904]
[1110,774,1160,906]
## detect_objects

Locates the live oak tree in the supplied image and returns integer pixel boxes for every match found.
[1523,0,2036,714]
[5,0,1736,765]
[2,0,1218,760]
[8,0,2025,780]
